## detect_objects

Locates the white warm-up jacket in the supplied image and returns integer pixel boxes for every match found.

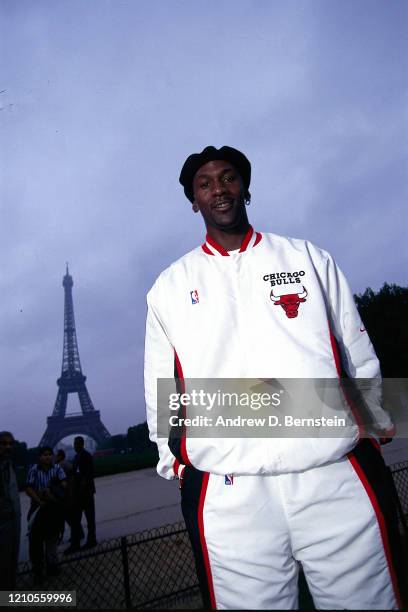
[144,228,393,479]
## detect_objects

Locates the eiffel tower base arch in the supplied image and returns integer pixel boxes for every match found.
[39,411,110,449]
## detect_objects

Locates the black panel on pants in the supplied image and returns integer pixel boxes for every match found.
[181,466,212,609]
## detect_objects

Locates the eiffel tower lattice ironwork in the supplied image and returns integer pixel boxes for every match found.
[39,265,110,448]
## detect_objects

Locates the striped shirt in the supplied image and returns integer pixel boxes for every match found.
[26,463,66,493]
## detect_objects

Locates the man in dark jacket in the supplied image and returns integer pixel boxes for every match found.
[64,436,96,554]
[0,431,21,589]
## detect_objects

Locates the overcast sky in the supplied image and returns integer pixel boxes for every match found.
[1,0,407,447]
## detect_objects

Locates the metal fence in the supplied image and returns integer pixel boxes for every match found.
[16,522,201,609]
[16,461,408,609]
[389,460,408,531]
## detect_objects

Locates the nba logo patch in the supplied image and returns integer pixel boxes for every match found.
[225,474,234,485]
[190,290,199,305]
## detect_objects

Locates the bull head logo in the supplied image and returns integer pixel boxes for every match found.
[270,286,308,318]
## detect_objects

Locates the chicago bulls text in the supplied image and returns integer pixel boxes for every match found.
[263,270,305,286]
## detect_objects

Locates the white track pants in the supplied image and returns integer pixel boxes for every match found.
[181,440,403,609]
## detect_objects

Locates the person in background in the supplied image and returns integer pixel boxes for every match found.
[25,446,66,585]
[0,431,21,589]
[64,436,97,554]
[55,449,72,476]
[55,449,78,542]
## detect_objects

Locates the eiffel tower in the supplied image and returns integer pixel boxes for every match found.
[39,265,110,448]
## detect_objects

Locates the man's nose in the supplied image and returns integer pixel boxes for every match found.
[213,180,226,195]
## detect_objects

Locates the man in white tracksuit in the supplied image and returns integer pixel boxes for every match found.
[144,146,403,609]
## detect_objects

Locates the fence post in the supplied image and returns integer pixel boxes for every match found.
[121,536,132,609]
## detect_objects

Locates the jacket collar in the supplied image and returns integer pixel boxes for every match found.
[202,226,262,256]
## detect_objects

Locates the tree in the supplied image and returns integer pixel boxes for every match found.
[127,422,156,453]
[354,283,408,377]
[12,440,28,468]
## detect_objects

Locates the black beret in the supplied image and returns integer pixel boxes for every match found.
[179,145,251,202]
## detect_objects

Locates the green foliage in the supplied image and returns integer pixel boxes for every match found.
[97,434,127,452]
[354,283,408,377]
[127,422,156,452]
[11,441,40,472]
[93,448,159,478]
[11,440,28,468]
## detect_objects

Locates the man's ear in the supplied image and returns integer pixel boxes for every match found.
[192,201,199,213]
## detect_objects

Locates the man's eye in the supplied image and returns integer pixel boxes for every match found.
[223,174,235,182]
[200,182,209,189]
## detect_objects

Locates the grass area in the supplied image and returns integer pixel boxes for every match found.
[93,448,159,478]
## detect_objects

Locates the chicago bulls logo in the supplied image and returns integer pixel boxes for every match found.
[270,286,308,318]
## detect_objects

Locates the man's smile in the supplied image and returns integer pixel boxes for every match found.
[213,199,234,211]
